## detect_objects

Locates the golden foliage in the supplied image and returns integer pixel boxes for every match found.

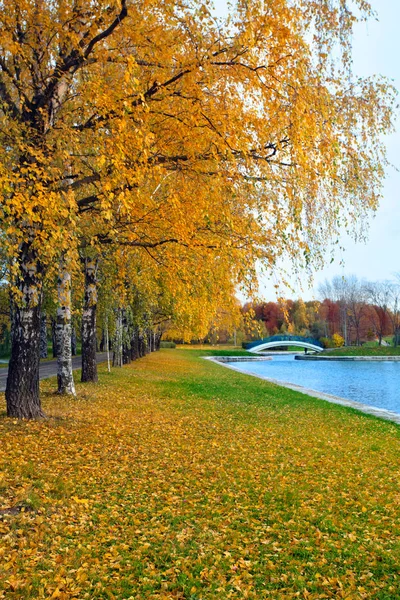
[332,332,345,347]
[0,0,396,299]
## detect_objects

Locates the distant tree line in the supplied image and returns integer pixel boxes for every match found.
[242,275,400,347]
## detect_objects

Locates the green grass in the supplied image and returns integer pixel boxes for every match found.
[1,348,400,598]
[323,345,400,356]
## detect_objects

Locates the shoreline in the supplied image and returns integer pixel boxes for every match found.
[296,354,400,361]
[204,356,400,426]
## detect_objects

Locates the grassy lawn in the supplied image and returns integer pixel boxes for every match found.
[1,348,400,599]
[324,346,400,356]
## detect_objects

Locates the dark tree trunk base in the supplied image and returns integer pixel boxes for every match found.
[6,243,44,420]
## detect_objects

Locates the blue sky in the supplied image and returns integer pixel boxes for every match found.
[308,0,400,296]
[213,0,400,300]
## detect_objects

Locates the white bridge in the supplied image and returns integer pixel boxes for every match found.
[247,335,324,354]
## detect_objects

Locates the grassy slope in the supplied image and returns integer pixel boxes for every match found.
[0,349,400,599]
[324,346,400,356]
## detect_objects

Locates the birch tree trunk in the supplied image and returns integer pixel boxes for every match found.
[113,308,123,367]
[71,326,77,356]
[139,333,145,357]
[5,242,44,419]
[51,317,58,358]
[100,330,105,352]
[156,332,162,350]
[105,316,111,372]
[130,329,139,361]
[56,261,76,395]
[40,313,48,358]
[81,258,99,382]
[122,311,131,365]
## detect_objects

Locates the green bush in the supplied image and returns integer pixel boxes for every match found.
[160,341,176,349]
[320,336,334,349]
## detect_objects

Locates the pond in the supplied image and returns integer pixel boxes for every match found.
[230,354,400,416]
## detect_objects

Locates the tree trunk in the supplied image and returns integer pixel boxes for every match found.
[122,311,131,365]
[40,313,48,358]
[81,258,98,383]
[156,332,162,350]
[138,333,144,357]
[130,328,139,361]
[5,242,44,419]
[105,316,111,372]
[51,317,58,358]
[56,261,76,395]
[100,329,105,352]
[113,308,123,367]
[71,326,77,356]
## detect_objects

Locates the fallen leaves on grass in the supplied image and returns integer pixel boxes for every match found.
[1,349,400,598]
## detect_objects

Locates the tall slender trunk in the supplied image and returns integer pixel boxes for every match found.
[140,333,146,357]
[40,313,48,358]
[130,328,139,361]
[51,317,58,358]
[122,310,131,365]
[105,316,111,372]
[138,333,143,357]
[156,331,161,350]
[56,260,76,395]
[71,326,77,356]
[149,331,154,352]
[113,308,123,367]
[6,242,44,419]
[100,330,105,351]
[81,258,98,383]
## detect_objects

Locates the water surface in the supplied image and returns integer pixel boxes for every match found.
[231,355,400,415]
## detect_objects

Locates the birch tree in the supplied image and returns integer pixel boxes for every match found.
[56,257,76,395]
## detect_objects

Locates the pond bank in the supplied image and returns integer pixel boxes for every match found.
[296,355,400,361]
[207,356,400,425]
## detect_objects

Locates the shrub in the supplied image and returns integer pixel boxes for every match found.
[160,341,176,349]
[332,333,345,347]
[319,337,333,349]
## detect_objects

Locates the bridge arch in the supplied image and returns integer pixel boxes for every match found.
[246,335,324,354]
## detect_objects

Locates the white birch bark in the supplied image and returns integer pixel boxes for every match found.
[6,241,44,419]
[56,259,76,395]
[105,315,111,372]
[113,308,123,367]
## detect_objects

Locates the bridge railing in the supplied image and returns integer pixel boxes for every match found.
[245,335,324,350]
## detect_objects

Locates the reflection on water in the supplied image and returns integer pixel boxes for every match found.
[232,355,400,414]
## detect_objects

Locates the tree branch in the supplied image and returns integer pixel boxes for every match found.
[37,1,128,111]
[83,1,128,59]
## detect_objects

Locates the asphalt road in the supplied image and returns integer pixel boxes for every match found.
[0,353,109,392]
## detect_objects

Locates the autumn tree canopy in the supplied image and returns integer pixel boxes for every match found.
[0,0,395,418]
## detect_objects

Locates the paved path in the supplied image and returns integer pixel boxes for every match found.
[0,353,109,392]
